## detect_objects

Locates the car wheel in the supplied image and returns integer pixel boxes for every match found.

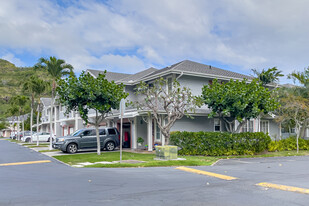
[105,141,115,151]
[66,143,78,154]
[26,138,31,142]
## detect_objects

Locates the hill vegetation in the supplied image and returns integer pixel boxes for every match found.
[0,59,51,119]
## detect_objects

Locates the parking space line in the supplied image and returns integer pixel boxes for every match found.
[0,160,51,166]
[257,182,309,195]
[175,166,238,180]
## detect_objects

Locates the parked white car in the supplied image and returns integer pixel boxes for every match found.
[22,132,56,142]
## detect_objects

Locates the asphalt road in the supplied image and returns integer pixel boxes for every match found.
[1,139,309,206]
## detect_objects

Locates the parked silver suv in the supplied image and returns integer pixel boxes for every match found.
[52,127,120,153]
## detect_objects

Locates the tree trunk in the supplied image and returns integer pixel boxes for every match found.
[30,107,33,143]
[95,125,101,155]
[30,94,34,143]
[49,83,55,150]
[235,121,246,133]
[22,115,25,141]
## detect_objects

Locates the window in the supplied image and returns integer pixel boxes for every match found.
[260,120,269,133]
[167,77,172,93]
[99,129,106,135]
[108,128,116,135]
[155,122,161,141]
[82,130,96,136]
[214,119,221,132]
[241,120,254,132]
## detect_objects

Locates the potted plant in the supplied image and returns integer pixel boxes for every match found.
[137,137,144,149]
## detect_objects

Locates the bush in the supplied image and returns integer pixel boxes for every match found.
[268,136,309,152]
[170,131,271,156]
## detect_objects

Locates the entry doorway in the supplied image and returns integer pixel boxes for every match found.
[117,122,131,148]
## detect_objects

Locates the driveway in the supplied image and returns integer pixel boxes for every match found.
[1,139,309,206]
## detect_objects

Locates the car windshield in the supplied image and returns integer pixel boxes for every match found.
[71,129,84,137]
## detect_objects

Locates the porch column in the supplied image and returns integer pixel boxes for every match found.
[74,111,78,131]
[131,117,137,149]
[147,115,153,151]
[107,120,111,127]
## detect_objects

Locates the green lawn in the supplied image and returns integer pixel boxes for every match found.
[27,145,50,148]
[219,150,309,159]
[39,149,59,152]
[53,150,309,168]
[54,151,218,168]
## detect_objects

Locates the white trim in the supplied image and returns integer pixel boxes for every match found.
[214,118,221,132]
[260,120,270,133]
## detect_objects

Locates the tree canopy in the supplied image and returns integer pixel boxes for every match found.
[202,78,279,133]
[57,71,128,155]
[134,78,201,144]
[252,67,283,85]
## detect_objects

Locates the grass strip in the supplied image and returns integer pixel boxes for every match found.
[39,149,59,152]
[54,151,218,168]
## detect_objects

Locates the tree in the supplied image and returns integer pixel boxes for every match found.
[35,56,73,149]
[288,67,309,87]
[57,71,128,155]
[7,105,19,134]
[134,78,200,145]
[202,79,279,133]
[0,120,8,130]
[10,95,29,140]
[22,75,49,143]
[252,67,284,85]
[276,94,309,153]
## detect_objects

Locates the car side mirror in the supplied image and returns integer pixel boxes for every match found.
[80,135,83,138]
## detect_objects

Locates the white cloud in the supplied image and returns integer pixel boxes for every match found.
[0,53,24,67]
[0,0,309,82]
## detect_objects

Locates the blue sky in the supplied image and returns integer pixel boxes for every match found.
[1,0,309,84]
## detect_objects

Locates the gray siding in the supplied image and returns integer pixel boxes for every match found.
[177,75,210,96]
[171,116,214,132]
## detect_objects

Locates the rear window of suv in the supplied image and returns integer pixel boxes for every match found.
[107,128,116,135]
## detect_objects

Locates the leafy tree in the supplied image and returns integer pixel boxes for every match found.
[252,67,284,85]
[22,75,49,142]
[0,120,8,130]
[7,105,19,133]
[57,71,128,155]
[10,95,29,140]
[276,94,309,153]
[35,56,73,149]
[202,79,279,133]
[288,67,309,87]
[134,78,201,145]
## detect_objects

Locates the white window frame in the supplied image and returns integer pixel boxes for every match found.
[166,76,173,94]
[214,118,221,132]
[260,120,269,133]
[154,121,161,141]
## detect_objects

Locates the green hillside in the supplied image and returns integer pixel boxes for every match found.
[0,59,51,119]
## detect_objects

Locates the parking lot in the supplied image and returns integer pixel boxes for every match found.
[1,139,309,206]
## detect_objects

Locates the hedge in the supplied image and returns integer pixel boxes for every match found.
[268,136,309,152]
[170,131,271,156]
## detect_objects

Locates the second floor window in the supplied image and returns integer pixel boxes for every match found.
[167,77,172,93]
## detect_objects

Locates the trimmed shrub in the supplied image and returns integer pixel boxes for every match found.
[268,136,309,152]
[170,131,271,156]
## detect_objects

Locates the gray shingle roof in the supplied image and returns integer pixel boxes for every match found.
[116,67,158,83]
[41,98,52,107]
[145,60,252,80]
[87,69,130,82]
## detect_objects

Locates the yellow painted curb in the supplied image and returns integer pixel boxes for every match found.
[0,160,51,166]
[175,166,238,180]
[257,182,309,195]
